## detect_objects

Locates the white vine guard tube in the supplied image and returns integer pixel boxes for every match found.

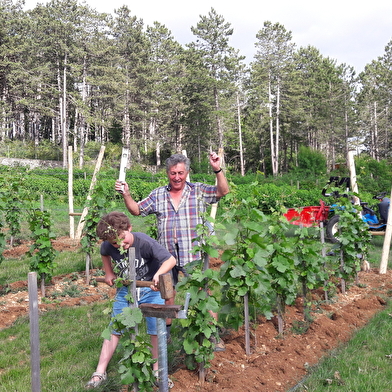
[119,147,130,193]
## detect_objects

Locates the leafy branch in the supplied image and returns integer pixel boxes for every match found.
[330,195,372,293]
[101,302,156,390]
[177,217,223,372]
[81,182,116,282]
[27,208,57,297]
[292,225,326,321]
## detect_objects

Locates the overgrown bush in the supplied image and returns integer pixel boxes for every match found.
[0,140,62,160]
[226,182,322,212]
[24,176,67,197]
[294,146,327,176]
[355,156,392,194]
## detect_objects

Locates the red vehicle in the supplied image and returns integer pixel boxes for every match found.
[284,177,389,243]
[284,200,330,228]
[283,177,346,233]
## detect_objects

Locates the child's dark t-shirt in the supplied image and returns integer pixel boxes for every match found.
[100,232,172,281]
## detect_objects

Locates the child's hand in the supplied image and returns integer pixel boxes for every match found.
[151,275,160,291]
[104,273,116,286]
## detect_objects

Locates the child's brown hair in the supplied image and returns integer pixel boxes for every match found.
[96,212,130,241]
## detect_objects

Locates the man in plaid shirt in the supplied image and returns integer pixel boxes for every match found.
[115,151,229,350]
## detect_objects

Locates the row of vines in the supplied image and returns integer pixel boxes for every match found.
[175,183,372,378]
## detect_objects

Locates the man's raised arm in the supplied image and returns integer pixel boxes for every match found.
[209,152,229,198]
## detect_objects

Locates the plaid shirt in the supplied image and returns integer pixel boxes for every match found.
[138,182,217,267]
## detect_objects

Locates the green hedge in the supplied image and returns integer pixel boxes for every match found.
[0,163,390,212]
[224,182,322,212]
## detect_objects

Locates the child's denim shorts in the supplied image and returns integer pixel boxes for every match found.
[111,285,164,335]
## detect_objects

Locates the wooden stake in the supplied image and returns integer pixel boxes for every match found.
[68,146,75,239]
[181,150,190,182]
[347,150,358,194]
[75,145,105,239]
[379,188,392,274]
[210,148,224,223]
[28,272,41,392]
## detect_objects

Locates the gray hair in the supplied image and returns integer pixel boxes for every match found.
[165,154,190,172]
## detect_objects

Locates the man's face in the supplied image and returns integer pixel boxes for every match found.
[109,228,132,250]
[167,163,188,191]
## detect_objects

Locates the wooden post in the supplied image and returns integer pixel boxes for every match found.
[75,145,105,239]
[127,247,138,392]
[379,188,392,274]
[244,293,250,355]
[348,150,358,193]
[128,247,137,315]
[340,249,346,295]
[39,196,46,297]
[28,272,41,392]
[139,303,182,392]
[236,92,245,177]
[210,148,225,223]
[68,146,75,239]
[181,150,190,182]
[320,221,328,301]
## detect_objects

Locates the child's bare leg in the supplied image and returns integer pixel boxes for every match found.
[150,334,159,371]
[87,334,120,386]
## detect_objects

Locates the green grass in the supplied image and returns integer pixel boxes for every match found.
[0,247,98,288]
[0,303,124,392]
[0,295,185,392]
[367,235,392,267]
[293,300,392,392]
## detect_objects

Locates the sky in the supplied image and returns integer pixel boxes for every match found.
[23,0,392,74]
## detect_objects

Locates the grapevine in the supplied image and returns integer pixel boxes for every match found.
[27,208,57,297]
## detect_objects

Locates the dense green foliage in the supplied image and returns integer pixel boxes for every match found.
[327,194,373,291]
[0,153,390,229]
[218,183,328,335]
[27,209,57,285]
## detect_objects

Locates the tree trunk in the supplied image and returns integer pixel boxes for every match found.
[61,57,68,168]
[275,77,281,175]
[373,101,379,161]
[79,59,88,169]
[268,76,277,176]
[156,139,161,166]
[236,92,245,176]
[79,112,85,169]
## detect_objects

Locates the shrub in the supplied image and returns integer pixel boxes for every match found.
[293,146,327,176]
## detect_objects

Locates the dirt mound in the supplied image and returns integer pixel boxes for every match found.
[0,270,115,330]
[171,277,391,392]
[2,236,81,258]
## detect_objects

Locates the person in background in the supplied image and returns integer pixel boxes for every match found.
[115,151,229,351]
[86,211,176,389]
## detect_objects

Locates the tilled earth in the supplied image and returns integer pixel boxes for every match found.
[1,238,392,392]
